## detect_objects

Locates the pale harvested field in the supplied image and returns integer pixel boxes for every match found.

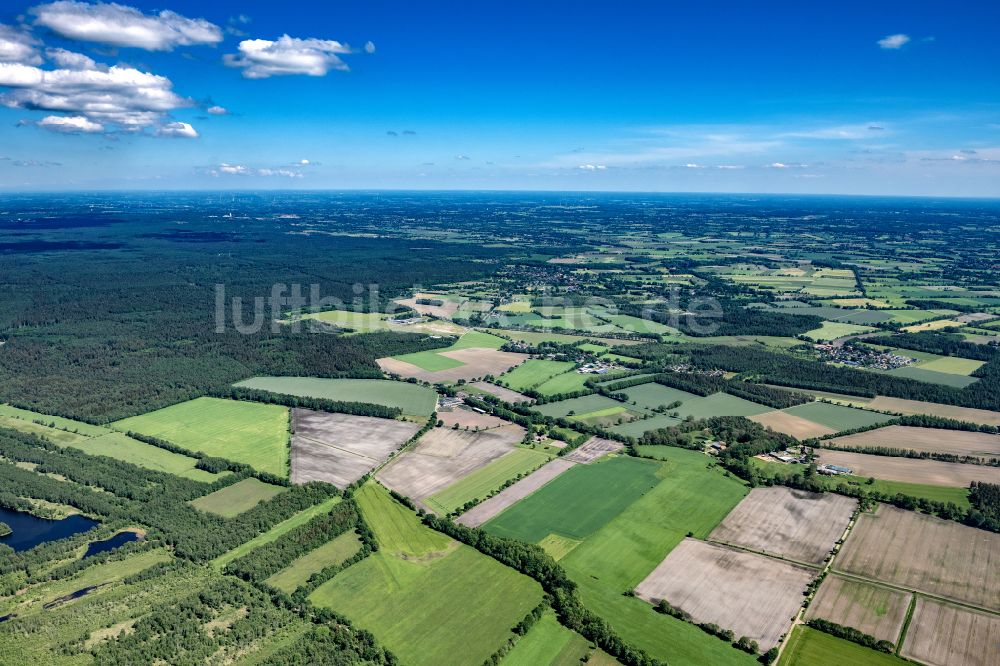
[868,396,1000,427]
[290,409,421,488]
[805,575,911,643]
[828,425,1000,459]
[376,425,525,504]
[395,293,462,318]
[378,348,528,383]
[748,411,837,439]
[709,487,856,565]
[815,449,1000,487]
[635,538,813,651]
[468,381,533,404]
[901,598,1000,666]
[562,437,624,464]
[437,407,507,430]
[456,458,576,527]
[835,504,1000,611]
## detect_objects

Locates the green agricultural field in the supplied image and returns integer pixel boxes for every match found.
[557,447,754,666]
[751,459,971,508]
[532,393,624,419]
[618,383,699,410]
[234,376,438,415]
[500,609,592,665]
[484,456,662,542]
[0,412,93,445]
[779,626,910,666]
[885,366,978,388]
[534,370,592,396]
[602,314,682,336]
[610,414,682,437]
[189,478,286,518]
[113,397,290,476]
[673,392,771,419]
[803,321,876,342]
[426,447,552,514]
[499,359,576,391]
[265,530,363,593]
[309,484,543,666]
[391,331,507,371]
[0,404,109,436]
[68,432,224,482]
[212,496,343,568]
[915,355,986,375]
[783,402,893,431]
[577,343,610,353]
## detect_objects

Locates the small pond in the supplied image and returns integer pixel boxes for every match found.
[0,506,98,552]
[83,531,142,558]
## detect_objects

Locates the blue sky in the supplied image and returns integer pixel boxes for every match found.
[0,0,998,195]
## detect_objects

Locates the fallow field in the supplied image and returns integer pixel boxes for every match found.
[814,449,1000,488]
[708,486,856,566]
[834,504,1000,611]
[827,425,1000,460]
[634,538,814,651]
[900,598,1000,666]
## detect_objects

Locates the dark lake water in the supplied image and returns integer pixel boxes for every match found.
[0,506,98,552]
[83,531,141,558]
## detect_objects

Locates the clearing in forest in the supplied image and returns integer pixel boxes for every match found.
[188,478,286,518]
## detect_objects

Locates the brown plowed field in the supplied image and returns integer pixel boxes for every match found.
[709,486,856,565]
[827,425,1000,460]
[806,575,911,643]
[835,504,1000,611]
[815,449,1000,487]
[634,538,813,651]
[901,598,1000,666]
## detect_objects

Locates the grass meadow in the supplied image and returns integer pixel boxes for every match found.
[234,376,438,415]
[113,397,290,476]
[188,478,287,517]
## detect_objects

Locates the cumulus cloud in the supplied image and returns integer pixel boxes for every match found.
[364,40,376,54]
[224,35,352,78]
[877,34,911,49]
[37,114,103,133]
[0,24,42,65]
[156,121,197,138]
[206,105,228,115]
[578,164,606,170]
[31,1,223,51]
[0,54,195,135]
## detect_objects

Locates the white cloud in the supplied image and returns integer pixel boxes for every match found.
[364,40,376,54]
[769,162,788,168]
[684,163,703,168]
[32,1,223,51]
[0,58,194,135]
[211,161,312,177]
[37,114,103,133]
[716,164,744,170]
[156,121,197,138]
[206,105,228,115]
[0,24,42,65]
[578,164,606,170]
[45,48,101,70]
[224,35,351,78]
[878,34,910,50]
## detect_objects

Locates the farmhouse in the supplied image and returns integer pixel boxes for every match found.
[818,464,852,475]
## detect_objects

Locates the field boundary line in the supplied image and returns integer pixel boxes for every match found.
[895,594,918,655]
[703,538,823,570]
[828,569,1000,618]
[295,434,382,463]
